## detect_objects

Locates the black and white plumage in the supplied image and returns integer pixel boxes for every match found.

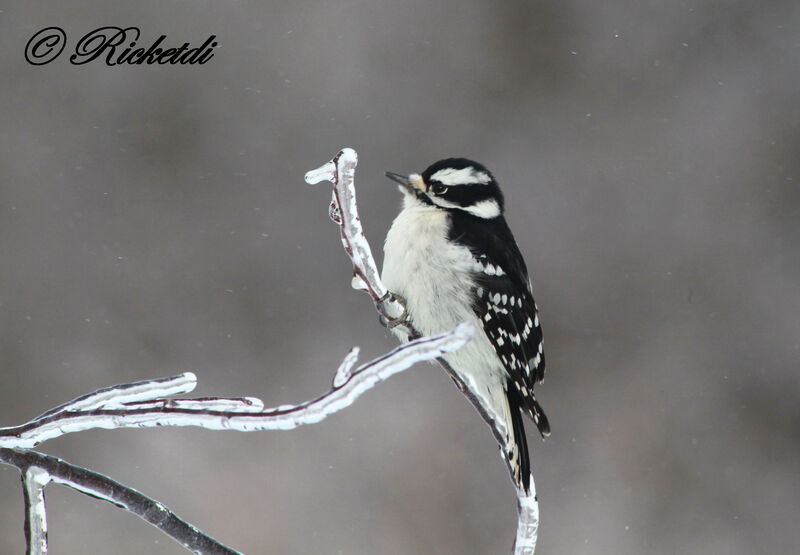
[381,158,549,492]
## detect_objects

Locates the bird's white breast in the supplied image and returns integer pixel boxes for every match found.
[381,201,504,395]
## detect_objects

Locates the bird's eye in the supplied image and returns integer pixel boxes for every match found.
[430,183,448,195]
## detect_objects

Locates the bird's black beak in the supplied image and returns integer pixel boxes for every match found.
[385,171,412,191]
[386,171,427,199]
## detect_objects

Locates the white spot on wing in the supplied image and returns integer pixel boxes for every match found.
[473,260,507,277]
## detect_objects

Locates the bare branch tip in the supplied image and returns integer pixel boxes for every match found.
[305,148,358,185]
[169,371,198,393]
[304,160,337,185]
[333,346,361,388]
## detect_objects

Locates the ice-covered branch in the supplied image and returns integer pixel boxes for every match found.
[515,484,539,554]
[305,148,404,322]
[1,326,471,554]
[22,465,49,555]
[0,326,472,449]
[1,448,240,555]
[305,148,540,554]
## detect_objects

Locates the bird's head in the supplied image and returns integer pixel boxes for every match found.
[385,158,504,219]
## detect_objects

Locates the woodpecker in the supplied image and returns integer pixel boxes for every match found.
[381,158,549,492]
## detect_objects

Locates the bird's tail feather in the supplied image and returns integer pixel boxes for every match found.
[507,382,531,493]
[522,393,551,438]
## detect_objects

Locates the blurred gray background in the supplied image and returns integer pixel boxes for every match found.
[1,1,798,553]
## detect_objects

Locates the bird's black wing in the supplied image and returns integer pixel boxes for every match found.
[450,213,550,436]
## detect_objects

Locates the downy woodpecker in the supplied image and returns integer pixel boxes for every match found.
[382,158,549,491]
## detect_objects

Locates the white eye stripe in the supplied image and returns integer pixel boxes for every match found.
[430,167,492,186]
[426,193,501,219]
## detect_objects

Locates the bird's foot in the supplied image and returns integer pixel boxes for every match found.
[379,292,411,329]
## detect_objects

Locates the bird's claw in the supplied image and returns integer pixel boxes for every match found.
[380,292,410,329]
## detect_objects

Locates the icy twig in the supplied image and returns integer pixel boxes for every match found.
[1,325,471,554]
[22,465,50,555]
[1,448,240,555]
[305,148,404,322]
[333,346,360,388]
[515,482,539,554]
[305,148,540,554]
[0,326,472,449]
[30,373,198,422]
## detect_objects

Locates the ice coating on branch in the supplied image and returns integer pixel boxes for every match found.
[351,273,368,292]
[304,148,399,314]
[26,466,51,487]
[333,346,360,388]
[329,195,342,224]
[304,160,336,185]
[121,397,265,412]
[32,372,197,421]
[448,321,476,343]
[514,480,540,554]
[24,466,50,555]
[51,475,127,506]
[0,324,472,447]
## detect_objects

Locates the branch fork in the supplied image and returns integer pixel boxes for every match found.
[1,325,473,553]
